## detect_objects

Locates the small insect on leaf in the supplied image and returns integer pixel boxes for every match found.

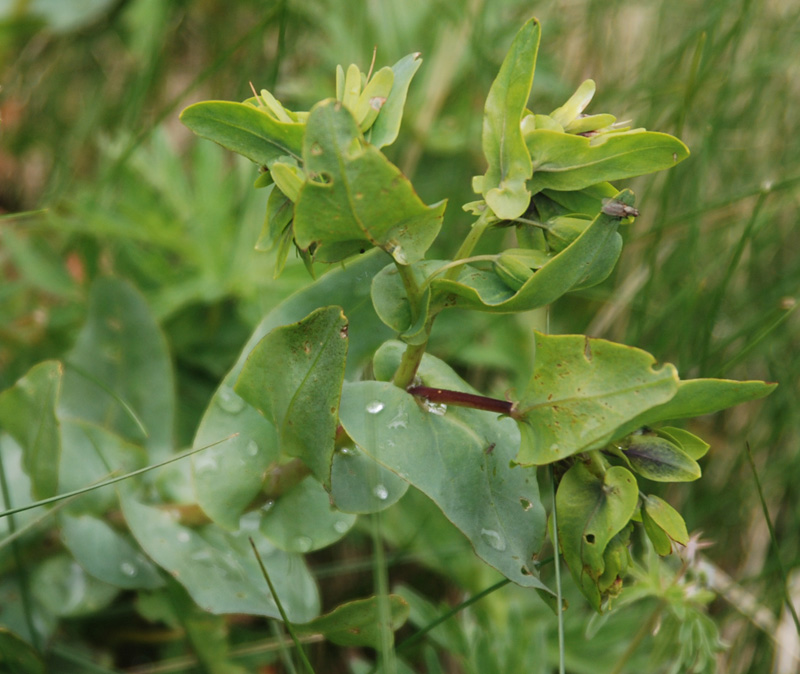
[601,198,639,218]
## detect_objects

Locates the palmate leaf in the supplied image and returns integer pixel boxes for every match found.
[515,332,679,465]
[293,100,445,264]
[477,17,540,219]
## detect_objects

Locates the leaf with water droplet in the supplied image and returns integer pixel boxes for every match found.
[260,476,356,552]
[339,340,549,591]
[515,332,679,465]
[293,100,446,264]
[235,306,348,488]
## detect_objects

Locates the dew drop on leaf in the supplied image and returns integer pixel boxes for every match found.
[423,400,447,416]
[334,520,350,533]
[373,484,389,500]
[120,561,137,577]
[480,528,507,551]
[177,531,191,543]
[246,440,259,456]
[366,401,385,414]
[217,387,245,414]
[295,536,313,552]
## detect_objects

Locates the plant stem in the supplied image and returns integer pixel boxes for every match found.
[395,261,422,324]
[550,466,566,674]
[584,450,608,478]
[407,385,515,416]
[392,339,429,389]
[445,210,495,279]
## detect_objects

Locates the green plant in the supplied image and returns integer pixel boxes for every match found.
[0,15,778,674]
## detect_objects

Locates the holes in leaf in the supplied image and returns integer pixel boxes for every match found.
[309,171,333,185]
[310,142,323,156]
[585,533,596,544]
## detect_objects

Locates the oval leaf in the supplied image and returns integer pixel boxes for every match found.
[643,494,689,546]
[556,463,638,611]
[369,53,423,149]
[515,332,679,464]
[622,435,701,482]
[657,426,710,460]
[294,100,446,264]
[0,361,61,499]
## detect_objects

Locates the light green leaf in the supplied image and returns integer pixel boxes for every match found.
[369,53,423,149]
[235,306,348,488]
[480,18,540,219]
[193,251,393,529]
[515,332,679,464]
[613,377,777,440]
[255,185,293,252]
[354,66,394,131]
[339,342,549,590]
[60,277,174,462]
[294,100,445,264]
[556,462,638,611]
[621,434,701,482]
[643,494,689,547]
[121,493,320,621]
[297,595,409,648]
[330,445,409,514]
[526,129,689,193]
[641,507,673,556]
[260,476,356,552]
[60,512,164,589]
[431,190,631,313]
[657,426,710,460]
[542,183,618,216]
[370,261,432,343]
[180,101,304,167]
[0,361,61,499]
[550,79,596,128]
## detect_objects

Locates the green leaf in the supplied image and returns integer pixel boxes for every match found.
[550,79,596,128]
[60,512,163,590]
[293,100,446,264]
[515,332,679,464]
[0,628,45,674]
[556,462,638,611]
[613,377,777,439]
[192,251,393,529]
[32,554,119,617]
[180,101,304,167]
[369,53,423,149]
[60,277,174,462]
[297,595,409,648]
[0,361,61,499]
[339,341,549,591]
[260,476,356,552]
[525,129,689,193]
[330,445,409,514]
[542,183,618,216]
[621,433,701,482]
[641,507,673,556]
[643,494,689,547]
[479,18,540,219]
[657,426,710,460]
[431,190,632,313]
[121,492,320,621]
[235,306,348,488]
[371,261,432,342]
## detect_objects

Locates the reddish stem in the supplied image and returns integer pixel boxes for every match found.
[407,385,515,416]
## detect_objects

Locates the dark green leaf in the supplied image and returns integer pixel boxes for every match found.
[515,332,679,464]
[293,100,446,264]
[235,306,348,488]
[297,595,409,648]
[0,628,45,674]
[556,462,638,610]
[478,18,540,219]
[180,101,304,167]
[0,361,61,499]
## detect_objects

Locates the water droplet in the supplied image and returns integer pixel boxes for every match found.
[338,446,354,456]
[120,561,137,577]
[262,499,275,512]
[373,484,389,500]
[239,512,261,532]
[177,531,191,543]
[217,387,245,414]
[480,528,506,551]
[550,443,559,453]
[391,245,408,265]
[520,498,533,511]
[195,456,218,472]
[366,401,385,414]
[388,410,408,429]
[334,520,350,534]
[423,400,447,416]
[246,440,259,456]
[295,536,313,552]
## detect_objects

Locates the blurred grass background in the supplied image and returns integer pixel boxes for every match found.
[1,0,798,671]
